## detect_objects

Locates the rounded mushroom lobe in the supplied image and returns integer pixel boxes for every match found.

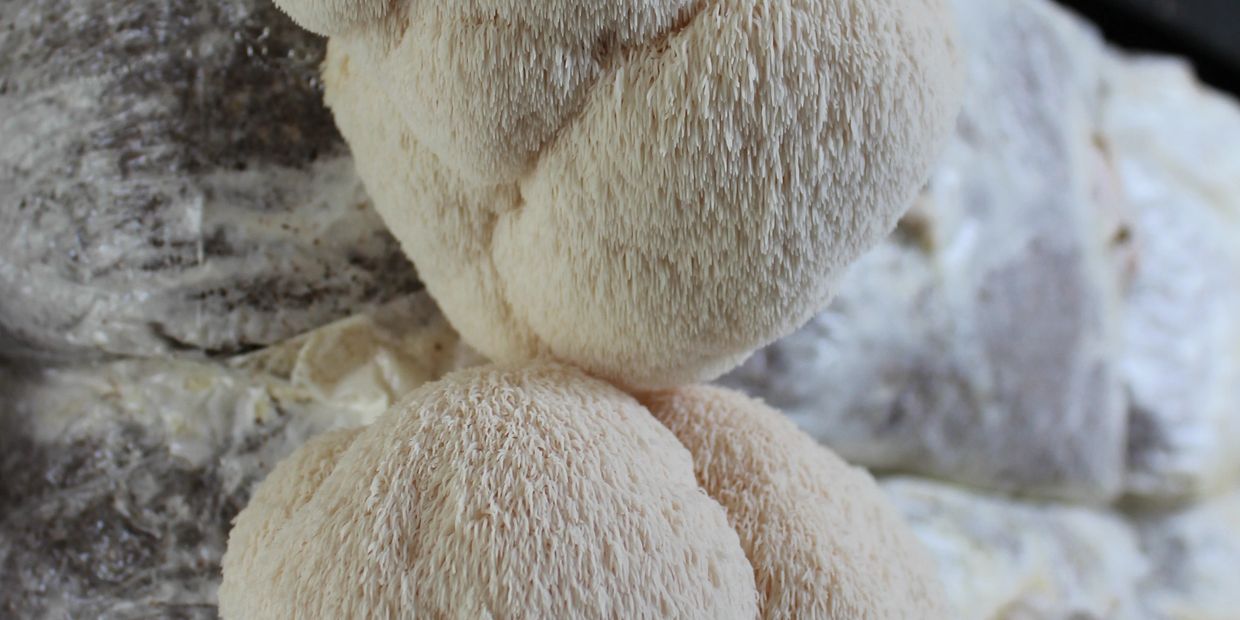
[319,0,965,390]
[220,426,363,617]
[639,385,951,620]
[219,362,757,619]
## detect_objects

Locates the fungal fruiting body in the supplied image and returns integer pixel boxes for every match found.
[223,0,965,615]
[221,364,949,619]
[220,363,758,619]
[301,0,963,390]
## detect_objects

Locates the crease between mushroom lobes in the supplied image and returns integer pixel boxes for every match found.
[297,0,963,389]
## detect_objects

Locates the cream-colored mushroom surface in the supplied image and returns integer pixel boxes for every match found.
[275,0,964,389]
[640,385,950,620]
[218,362,757,619]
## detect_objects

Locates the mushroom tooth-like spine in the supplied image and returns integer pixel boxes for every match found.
[218,362,758,619]
[640,384,952,620]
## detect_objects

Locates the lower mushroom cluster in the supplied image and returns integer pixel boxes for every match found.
[220,363,948,619]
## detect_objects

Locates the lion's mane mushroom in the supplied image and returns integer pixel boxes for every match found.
[639,385,950,619]
[219,362,758,619]
[220,362,949,618]
[274,0,964,390]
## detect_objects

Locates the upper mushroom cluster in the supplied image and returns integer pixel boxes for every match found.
[221,0,964,617]
[278,0,962,389]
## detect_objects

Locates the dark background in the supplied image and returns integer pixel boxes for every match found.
[1053,0,1240,95]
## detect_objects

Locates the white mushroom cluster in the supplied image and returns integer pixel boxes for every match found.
[223,365,949,619]
[290,0,963,389]
[222,0,963,616]
[221,364,758,619]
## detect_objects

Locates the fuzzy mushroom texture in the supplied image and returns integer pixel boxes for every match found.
[271,0,965,390]
[274,0,389,36]
[218,362,758,619]
[639,385,951,619]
